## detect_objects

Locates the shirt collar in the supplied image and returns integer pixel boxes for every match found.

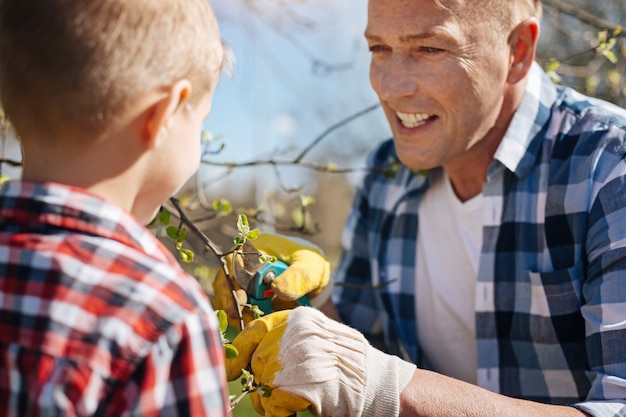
[0,180,173,263]
[492,62,558,178]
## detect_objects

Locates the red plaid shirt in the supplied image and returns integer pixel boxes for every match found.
[0,181,230,416]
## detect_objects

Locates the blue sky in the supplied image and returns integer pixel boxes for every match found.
[199,0,390,196]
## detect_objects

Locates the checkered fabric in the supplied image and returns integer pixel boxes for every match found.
[333,63,626,417]
[0,181,230,416]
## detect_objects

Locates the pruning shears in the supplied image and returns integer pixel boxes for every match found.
[233,241,310,314]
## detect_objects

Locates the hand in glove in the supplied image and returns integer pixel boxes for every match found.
[211,234,331,329]
[226,307,417,417]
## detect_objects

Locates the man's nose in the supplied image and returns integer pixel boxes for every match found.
[372,55,419,100]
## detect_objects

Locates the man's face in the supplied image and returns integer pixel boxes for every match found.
[366,0,514,170]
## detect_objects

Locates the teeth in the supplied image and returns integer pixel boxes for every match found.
[396,112,432,128]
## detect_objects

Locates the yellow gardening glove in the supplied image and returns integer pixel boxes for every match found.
[211,234,331,329]
[252,233,330,302]
[226,310,312,417]
[211,253,256,329]
[226,307,417,417]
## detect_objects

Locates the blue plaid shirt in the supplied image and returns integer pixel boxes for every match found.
[333,63,626,417]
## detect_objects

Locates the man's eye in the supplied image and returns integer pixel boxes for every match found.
[421,46,443,53]
[368,45,388,53]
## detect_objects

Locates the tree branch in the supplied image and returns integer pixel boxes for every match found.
[294,103,380,163]
[543,0,624,34]
[201,158,368,174]
[168,197,246,330]
[0,158,22,167]
[201,103,381,174]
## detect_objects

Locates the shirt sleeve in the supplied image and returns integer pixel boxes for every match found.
[123,311,231,417]
[574,143,626,416]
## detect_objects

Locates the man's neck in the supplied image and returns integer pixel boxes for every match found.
[444,78,527,202]
[443,120,506,202]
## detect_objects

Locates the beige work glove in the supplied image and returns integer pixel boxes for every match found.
[212,233,331,329]
[226,307,416,417]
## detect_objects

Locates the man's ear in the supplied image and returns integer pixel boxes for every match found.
[141,79,192,147]
[507,18,540,84]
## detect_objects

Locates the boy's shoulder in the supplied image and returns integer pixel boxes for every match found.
[0,181,213,376]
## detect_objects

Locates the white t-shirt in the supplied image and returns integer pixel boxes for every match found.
[416,169,482,384]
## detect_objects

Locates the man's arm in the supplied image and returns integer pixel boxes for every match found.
[318,297,341,321]
[400,369,590,417]
[317,297,591,416]
[225,307,601,417]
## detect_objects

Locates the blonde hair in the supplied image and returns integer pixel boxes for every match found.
[0,0,226,138]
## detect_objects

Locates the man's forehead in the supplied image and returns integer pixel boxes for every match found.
[366,0,462,26]
[367,0,473,15]
[364,0,501,46]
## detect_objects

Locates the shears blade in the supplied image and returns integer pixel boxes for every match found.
[232,240,265,294]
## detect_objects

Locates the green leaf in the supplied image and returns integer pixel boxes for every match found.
[166,226,179,240]
[194,265,214,281]
[597,36,617,63]
[299,194,315,208]
[545,60,560,73]
[250,304,265,319]
[233,236,244,245]
[201,130,213,143]
[179,248,194,263]
[178,227,187,241]
[212,199,232,216]
[382,157,402,178]
[216,309,229,333]
[259,254,277,264]
[245,229,260,240]
[225,343,239,359]
[237,214,250,234]
[292,209,305,229]
[260,385,272,397]
[601,50,618,64]
[178,195,191,208]
[158,210,171,225]
[241,369,254,389]
[544,60,562,83]
[409,168,430,176]
[175,241,183,250]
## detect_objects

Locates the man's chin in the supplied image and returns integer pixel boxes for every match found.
[395,153,439,173]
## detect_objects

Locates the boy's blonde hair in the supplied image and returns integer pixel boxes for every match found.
[0,0,225,138]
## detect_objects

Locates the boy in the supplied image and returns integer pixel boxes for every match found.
[0,0,231,415]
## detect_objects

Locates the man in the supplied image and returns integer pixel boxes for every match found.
[224,0,626,415]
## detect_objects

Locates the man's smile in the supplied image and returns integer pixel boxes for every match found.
[396,111,436,128]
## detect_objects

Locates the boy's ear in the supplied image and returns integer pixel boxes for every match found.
[507,17,540,84]
[141,80,192,147]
